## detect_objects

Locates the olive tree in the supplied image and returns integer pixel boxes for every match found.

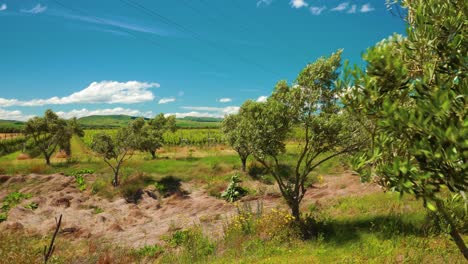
[24,109,69,165]
[131,114,177,159]
[58,117,84,158]
[342,0,467,258]
[91,127,137,187]
[222,114,251,172]
[238,50,364,222]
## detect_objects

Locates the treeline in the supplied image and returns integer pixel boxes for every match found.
[0,137,27,157]
[0,127,23,133]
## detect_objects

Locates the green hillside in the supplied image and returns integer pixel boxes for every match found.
[0,115,222,129]
[77,115,140,128]
[0,120,25,132]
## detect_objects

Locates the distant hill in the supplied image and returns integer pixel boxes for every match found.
[77,115,222,128]
[0,120,25,132]
[77,115,142,128]
[0,115,223,130]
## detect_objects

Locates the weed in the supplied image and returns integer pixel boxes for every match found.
[154,176,182,197]
[25,202,39,210]
[221,174,247,202]
[132,244,164,258]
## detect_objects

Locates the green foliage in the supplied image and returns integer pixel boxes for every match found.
[25,202,39,210]
[221,175,248,202]
[342,0,467,257]
[91,206,104,214]
[164,227,215,263]
[67,169,94,191]
[0,191,32,222]
[132,244,164,258]
[91,126,137,187]
[120,173,155,203]
[0,136,27,157]
[231,50,363,221]
[154,176,182,197]
[130,114,177,158]
[222,114,251,171]
[0,213,6,222]
[24,109,68,164]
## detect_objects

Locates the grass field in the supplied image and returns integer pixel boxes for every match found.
[0,135,466,263]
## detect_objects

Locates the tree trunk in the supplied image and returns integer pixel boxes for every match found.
[289,199,301,223]
[112,168,120,187]
[436,200,468,260]
[241,157,247,172]
[150,150,156,160]
[45,155,51,165]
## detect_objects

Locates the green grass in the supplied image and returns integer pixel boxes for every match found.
[76,115,221,129]
[0,132,466,263]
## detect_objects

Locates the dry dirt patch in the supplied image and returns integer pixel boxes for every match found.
[0,172,379,247]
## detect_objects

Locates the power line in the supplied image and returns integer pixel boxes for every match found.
[118,0,278,76]
[50,0,219,70]
[184,0,253,35]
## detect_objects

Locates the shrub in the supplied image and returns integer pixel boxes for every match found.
[221,175,248,202]
[154,176,182,198]
[164,227,215,263]
[67,169,95,191]
[132,244,164,258]
[1,191,32,222]
[25,202,39,210]
[121,173,155,203]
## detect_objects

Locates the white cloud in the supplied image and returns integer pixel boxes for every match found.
[0,81,159,107]
[310,6,326,15]
[158,97,176,104]
[331,2,349,12]
[165,111,220,118]
[56,107,153,119]
[290,0,308,9]
[178,106,240,118]
[347,5,357,14]
[256,96,268,102]
[257,0,273,7]
[0,109,34,121]
[360,3,375,13]
[21,4,47,14]
[0,3,7,11]
[218,98,232,103]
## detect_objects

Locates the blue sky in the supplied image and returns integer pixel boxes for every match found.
[0,0,405,120]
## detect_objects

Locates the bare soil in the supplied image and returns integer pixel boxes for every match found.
[0,172,379,247]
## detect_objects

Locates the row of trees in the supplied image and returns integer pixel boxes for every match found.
[24,110,84,165]
[23,111,176,187]
[223,0,466,258]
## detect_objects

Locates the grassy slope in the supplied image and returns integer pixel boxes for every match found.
[0,136,466,263]
[0,115,222,130]
[0,120,24,129]
[77,115,221,128]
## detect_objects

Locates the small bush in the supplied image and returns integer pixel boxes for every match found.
[121,173,155,203]
[1,191,32,222]
[164,227,215,263]
[221,175,248,202]
[247,161,268,178]
[0,213,6,222]
[67,169,94,191]
[154,176,182,197]
[25,202,39,210]
[132,244,164,258]
[206,181,227,198]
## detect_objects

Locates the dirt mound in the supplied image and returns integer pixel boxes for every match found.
[0,172,379,247]
[0,174,236,247]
